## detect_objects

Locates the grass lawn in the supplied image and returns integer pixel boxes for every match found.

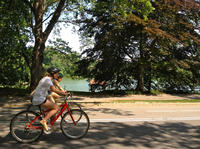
[112,99,200,103]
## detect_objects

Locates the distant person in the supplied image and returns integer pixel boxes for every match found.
[31,67,67,131]
[49,73,65,103]
[89,79,106,92]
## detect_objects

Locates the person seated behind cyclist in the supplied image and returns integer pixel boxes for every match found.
[32,67,67,131]
[49,73,65,103]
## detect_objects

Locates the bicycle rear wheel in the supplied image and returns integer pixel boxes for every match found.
[10,111,43,143]
[61,109,90,139]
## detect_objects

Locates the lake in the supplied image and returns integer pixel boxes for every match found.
[59,78,90,92]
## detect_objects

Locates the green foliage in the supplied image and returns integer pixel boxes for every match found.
[91,0,154,19]
[44,39,81,78]
[1,0,200,94]
[0,0,31,88]
[0,0,80,89]
[75,0,200,93]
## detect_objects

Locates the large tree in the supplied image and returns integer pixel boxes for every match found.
[76,0,200,92]
[21,0,68,90]
[4,0,154,91]
[75,0,154,91]
[144,0,200,92]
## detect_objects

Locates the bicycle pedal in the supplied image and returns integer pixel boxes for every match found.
[44,126,52,134]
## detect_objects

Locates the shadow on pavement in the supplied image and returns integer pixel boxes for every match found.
[86,107,134,116]
[1,122,200,149]
[170,94,200,100]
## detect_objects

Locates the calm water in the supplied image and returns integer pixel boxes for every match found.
[59,78,200,93]
[59,78,90,92]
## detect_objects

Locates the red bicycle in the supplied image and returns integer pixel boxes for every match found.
[10,96,90,143]
[27,94,82,118]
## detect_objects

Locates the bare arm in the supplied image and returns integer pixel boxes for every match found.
[50,85,66,96]
[30,89,36,96]
[55,81,65,91]
[53,80,65,91]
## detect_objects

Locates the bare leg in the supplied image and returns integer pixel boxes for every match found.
[41,99,59,121]
[51,92,61,103]
[40,99,59,131]
[48,95,56,103]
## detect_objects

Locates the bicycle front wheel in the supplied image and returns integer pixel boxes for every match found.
[10,111,43,143]
[68,102,81,110]
[61,109,90,139]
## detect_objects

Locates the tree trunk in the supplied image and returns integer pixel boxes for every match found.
[29,0,45,91]
[147,62,152,93]
[136,32,145,93]
[26,0,66,91]
[30,41,45,91]
[136,62,145,92]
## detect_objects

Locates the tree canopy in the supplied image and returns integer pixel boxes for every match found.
[75,0,200,93]
[1,0,200,93]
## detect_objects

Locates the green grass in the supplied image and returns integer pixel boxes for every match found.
[112,99,200,103]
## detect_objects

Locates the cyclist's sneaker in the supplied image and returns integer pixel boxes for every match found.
[40,120,48,131]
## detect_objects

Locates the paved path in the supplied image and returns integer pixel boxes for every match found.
[1,94,200,148]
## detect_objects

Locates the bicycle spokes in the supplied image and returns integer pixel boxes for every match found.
[10,111,43,143]
[61,109,90,139]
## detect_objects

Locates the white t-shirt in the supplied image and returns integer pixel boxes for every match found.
[32,76,53,105]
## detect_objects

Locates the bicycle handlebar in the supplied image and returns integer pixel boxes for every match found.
[64,92,72,103]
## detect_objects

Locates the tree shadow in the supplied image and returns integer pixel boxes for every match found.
[85,107,134,117]
[0,106,29,122]
[171,94,200,100]
[1,122,200,149]
[0,95,30,107]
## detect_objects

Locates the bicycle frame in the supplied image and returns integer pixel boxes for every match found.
[50,102,76,126]
[27,99,77,130]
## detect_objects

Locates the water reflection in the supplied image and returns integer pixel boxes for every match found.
[59,78,90,92]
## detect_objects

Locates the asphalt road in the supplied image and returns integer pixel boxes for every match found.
[1,103,200,149]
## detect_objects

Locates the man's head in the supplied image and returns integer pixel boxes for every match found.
[57,73,64,82]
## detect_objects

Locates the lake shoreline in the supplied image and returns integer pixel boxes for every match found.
[1,87,200,103]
